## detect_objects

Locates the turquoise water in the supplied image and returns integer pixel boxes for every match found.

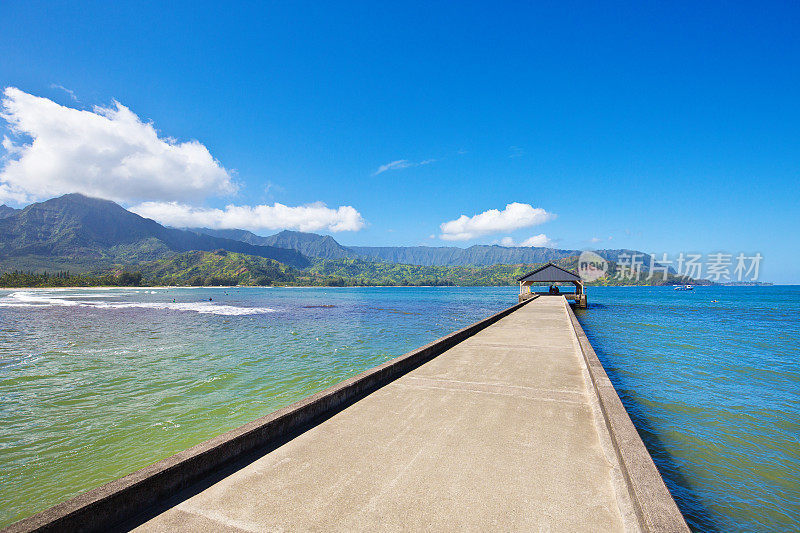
[0,286,798,530]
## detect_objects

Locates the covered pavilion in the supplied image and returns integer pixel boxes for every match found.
[517,263,587,308]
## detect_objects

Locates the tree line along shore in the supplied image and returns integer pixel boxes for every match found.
[0,250,710,288]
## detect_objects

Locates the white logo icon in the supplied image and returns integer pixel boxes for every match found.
[578,251,608,282]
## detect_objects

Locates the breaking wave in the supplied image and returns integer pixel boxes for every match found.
[0,291,275,316]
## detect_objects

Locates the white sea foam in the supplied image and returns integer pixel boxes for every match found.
[0,291,275,315]
[94,301,276,315]
[59,293,120,299]
[0,291,81,306]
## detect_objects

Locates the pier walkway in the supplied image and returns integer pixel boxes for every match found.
[130,297,666,532]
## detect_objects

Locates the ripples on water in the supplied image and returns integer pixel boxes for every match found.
[0,286,516,526]
[0,286,798,530]
[575,286,800,532]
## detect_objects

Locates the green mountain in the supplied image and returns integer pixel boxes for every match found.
[2,251,701,288]
[186,228,270,246]
[195,229,586,265]
[0,194,679,285]
[347,244,580,266]
[261,230,354,259]
[134,250,296,286]
[197,228,667,270]
[189,228,353,259]
[0,194,309,268]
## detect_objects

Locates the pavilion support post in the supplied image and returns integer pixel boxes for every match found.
[577,281,587,308]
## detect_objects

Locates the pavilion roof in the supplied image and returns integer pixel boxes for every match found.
[517,263,582,283]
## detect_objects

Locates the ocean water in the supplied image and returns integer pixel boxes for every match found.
[574,286,800,532]
[0,286,515,527]
[0,286,798,530]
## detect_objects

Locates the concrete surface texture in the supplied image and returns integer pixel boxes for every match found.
[133,297,643,532]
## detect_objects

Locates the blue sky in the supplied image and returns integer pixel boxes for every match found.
[1,1,798,282]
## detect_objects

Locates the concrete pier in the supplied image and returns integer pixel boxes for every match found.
[133,297,683,532]
[4,297,687,532]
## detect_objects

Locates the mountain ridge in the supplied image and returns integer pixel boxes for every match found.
[0,204,19,219]
[188,228,353,259]
[191,227,663,269]
[0,194,309,267]
[0,194,665,274]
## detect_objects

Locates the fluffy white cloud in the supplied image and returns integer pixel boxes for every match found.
[498,234,554,247]
[0,88,369,233]
[131,201,366,232]
[439,202,555,241]
[0,87,235,204]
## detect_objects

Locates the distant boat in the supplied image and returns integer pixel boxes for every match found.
[673,284,694,291]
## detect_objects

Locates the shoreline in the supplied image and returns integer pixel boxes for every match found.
[0,285,491,290]
[0,284,785,291]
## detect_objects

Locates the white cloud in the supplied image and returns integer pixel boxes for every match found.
[49,84,78,101]
[0,87,235,204]
[498,234,554,247]
[130,201,366,232]
[439,202,555,241]
[590,237,602,243]
[372,157,438,176]
[0,182,27,203]
[520,234,554,247]
[373,160,413,175]
[0,88,368,233]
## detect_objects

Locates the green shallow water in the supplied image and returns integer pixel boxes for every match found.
[1,285,798,531]
[0,286,516,527]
